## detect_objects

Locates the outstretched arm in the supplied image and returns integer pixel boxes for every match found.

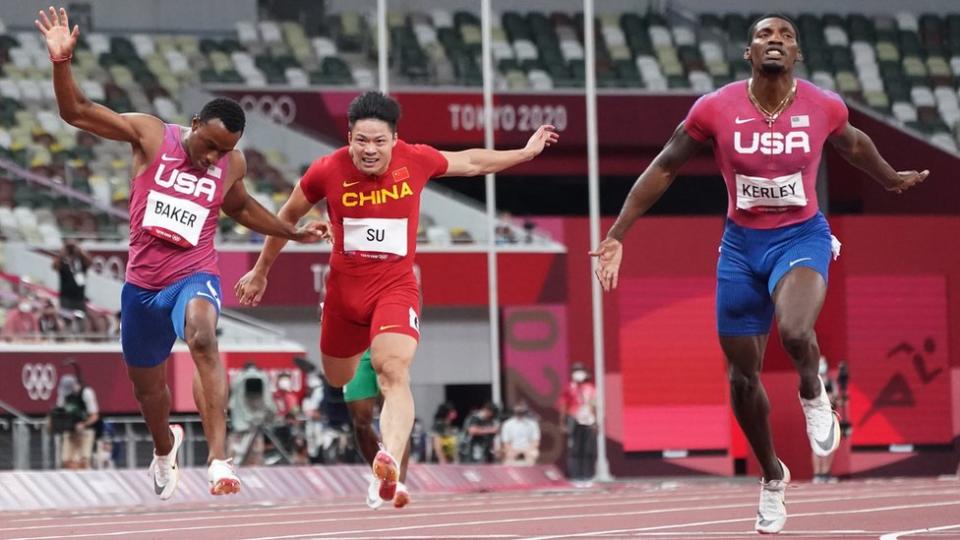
[439,125,559,177]
[589,124,704,291]
[234,184,320,306]
[221,155,327,243]
[37,7,160,149]
[828,123,928,193]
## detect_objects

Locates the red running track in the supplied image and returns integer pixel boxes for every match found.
[1,476,958,539]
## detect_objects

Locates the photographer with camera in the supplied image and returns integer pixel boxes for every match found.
[228,362,277,466]
[50,372,99,469]
[53,240,91,316]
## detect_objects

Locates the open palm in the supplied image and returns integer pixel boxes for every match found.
[524,125,560,157]
[35,7,79,59]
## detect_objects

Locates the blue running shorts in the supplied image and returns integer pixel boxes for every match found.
[120,272,222,367]
[716,212,835,336]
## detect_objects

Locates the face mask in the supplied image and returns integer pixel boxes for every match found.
[818,361,828,376]
[277,378,292,391]
[572,370,587,383]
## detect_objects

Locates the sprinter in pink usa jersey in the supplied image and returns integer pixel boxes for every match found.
[591,14,928,534]
[38,7,327,499]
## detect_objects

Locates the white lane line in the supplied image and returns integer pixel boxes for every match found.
[8,489,958,540]
[5,483,950,533]
[236,496,960,540]
[2,486,749,523]
[879,523,960,540]
[5,480,947,528]
[0,492,762,535]
[524,500,960,540]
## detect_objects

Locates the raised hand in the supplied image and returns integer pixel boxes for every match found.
[589,237,623,292]
[35,6,79,61]
[887,169,929,194]
[234,271,267,307]
[523,125,560,158]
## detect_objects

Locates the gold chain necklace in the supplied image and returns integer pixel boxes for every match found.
[748,78,797,127]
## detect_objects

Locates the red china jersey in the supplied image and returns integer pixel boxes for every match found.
[300,140,448,276]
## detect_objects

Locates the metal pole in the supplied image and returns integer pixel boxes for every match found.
[377,0,389,94]
[481,0,501,407]
[584,0,612,482]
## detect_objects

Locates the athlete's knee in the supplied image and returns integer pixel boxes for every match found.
[779,325,815,358]
[727,364,760,394]
[132,379,167,403]
[375,355,411,390]
[185,326,217,356]
[326,372,351,388]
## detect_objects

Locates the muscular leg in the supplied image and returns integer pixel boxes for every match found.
[183,299,228,462]
[773,267,827,401]
[370,333,417,463]
[126,362,174,456]
[347,397,412,482]
[347,398,380,465]
[321,353,362,388]
[720,334,783,481]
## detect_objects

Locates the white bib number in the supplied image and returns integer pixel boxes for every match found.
[142,190,209,248]
[735,172,807,211]
[343,217,408,256]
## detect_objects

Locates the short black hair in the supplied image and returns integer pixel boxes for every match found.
[199,97,245,134]
[347,91,401,131]
[747,13,800,43]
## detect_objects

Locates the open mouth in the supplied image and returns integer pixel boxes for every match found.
[361,156,378,167]
[764,47,785,60]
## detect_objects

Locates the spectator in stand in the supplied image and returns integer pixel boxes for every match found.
[500,401,541,466]
[462,402,500,464]
[53,240,91,314]
[3,299,39,341]
[409,417,428,463]
[273,372,301,417]
[430,402,459,464]
[37,297,65,339]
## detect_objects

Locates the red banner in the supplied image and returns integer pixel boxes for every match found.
[617,277,730,451]
[213,89,718,176]
[845,276,952,445]
[216,89,695,148]
[88,249,566,309]
[0,351,140,415]
[1,348,306,416]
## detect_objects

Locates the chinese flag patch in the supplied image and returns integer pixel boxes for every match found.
[392,167,410,182]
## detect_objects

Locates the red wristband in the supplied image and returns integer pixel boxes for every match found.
[50,54,72,64]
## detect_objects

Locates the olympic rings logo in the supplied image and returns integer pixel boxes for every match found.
[21,363,57,401]
[238,95,298,125]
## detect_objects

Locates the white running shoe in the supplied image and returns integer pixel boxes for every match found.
[208,458,241,495]
[148,424,184,501]
[365,477,384,509]
[755,460,791,535]
[393,482,410,509]
[800,378,841,457]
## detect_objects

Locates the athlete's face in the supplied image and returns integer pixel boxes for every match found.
[745,18,801,75]
[348,119,397,177]
[186,117,241,170]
